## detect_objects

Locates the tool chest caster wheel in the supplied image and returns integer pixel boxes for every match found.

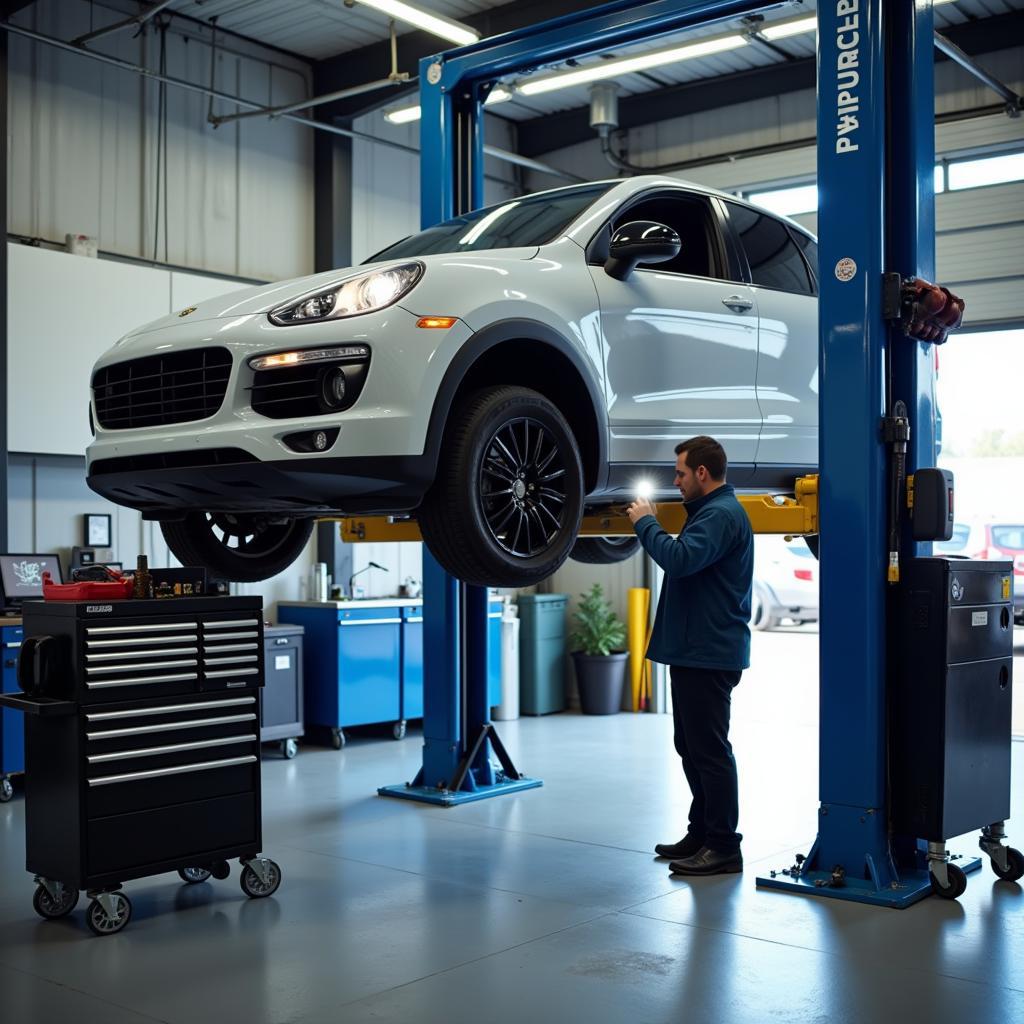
[240,858,281,899]
[211,860,231,880]
[392,720,407,741]
[178,866,213,884]
[32,881,78,920]
[87,892,132,936]
[282,738,298,759]
[931,863,967,900]
[992,847,1024,882]
[331,728,345,750]
[0,776,13,802]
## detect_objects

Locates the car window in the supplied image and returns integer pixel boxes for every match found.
[726,202,814,295]
[611,194,721,278]
[991,525,1024,550]
[363,184,613,262]
[934,523,970,553]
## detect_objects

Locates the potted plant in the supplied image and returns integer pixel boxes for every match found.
[569,584,629,715]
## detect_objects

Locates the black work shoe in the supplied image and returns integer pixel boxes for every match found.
[669,846,743,876]
[654,835,705,860]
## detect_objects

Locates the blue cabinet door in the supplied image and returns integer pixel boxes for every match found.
[2,627,24,776]
[488,603,503,707]
[337,612,402,727]
[402,609,424,720]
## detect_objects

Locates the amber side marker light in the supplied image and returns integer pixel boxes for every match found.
[416,316,458,329]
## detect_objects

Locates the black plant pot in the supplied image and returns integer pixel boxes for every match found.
[572,651,629,715]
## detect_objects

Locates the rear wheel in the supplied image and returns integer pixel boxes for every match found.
[570,536,641,565]
[419,387,584,588]
[160,513,313,583]
[750,585,779,632]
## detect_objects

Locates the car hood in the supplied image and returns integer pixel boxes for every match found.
[119,248,541,340]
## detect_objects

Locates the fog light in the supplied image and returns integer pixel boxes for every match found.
[283,427,340,453]
[313,430,329,451]
[322,367,347,408]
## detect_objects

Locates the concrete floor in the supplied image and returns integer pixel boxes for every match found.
[0,628,1022,1024]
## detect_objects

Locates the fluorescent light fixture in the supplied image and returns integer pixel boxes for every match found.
[518,34,747,96]
[759,16,817,41]
[384,87,512,125]
[355,0,479,47]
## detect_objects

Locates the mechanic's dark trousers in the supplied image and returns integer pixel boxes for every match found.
[669,665,743,853]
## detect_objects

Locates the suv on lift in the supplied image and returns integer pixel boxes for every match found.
[86,176,819,587]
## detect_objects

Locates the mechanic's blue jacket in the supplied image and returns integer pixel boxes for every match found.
[633,483,754,671]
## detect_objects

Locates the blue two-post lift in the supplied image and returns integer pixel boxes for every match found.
[378,0,968,906]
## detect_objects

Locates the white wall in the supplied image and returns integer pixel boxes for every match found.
[8,0,315,283]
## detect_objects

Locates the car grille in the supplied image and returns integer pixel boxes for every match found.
[93,348,233,429]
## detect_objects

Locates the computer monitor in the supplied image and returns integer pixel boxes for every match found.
[0,553,64,609]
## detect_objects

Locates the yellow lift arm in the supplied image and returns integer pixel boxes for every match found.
[337,475,818,543]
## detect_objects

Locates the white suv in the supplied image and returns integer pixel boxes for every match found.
[86,176,819,587]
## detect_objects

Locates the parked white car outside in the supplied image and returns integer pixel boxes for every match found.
[750,536,819,631]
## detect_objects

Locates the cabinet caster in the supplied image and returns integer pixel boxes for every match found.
[931,863,967,900]
[240,857,281,899]
[178,866,212,884]
[0,776,13,802]
[32,880,78,920]
[392,720,407,741]
[281,738,298,759]
[211,860,231,880]
[992,847,1024,882]
[331,728,345,750]
[87,891,132,936]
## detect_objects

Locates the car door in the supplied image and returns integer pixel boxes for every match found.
[587,189,761,486]
[722,201,819,474]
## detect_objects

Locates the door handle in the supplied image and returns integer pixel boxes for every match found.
[722,294,754,312]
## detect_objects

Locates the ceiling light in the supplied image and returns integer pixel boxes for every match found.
[384,87,512,125]
[354,1,479,47]
[518,34,748,97]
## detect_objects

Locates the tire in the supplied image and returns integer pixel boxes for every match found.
[419,387,585,588]
[569,536,641,565]
[240,859,281,899]
[931,863,968,900]
[211,860,231,880]
[750,585,779,632]
[160,513,314,583]
[178,866,212,884]
[32,883,78,920]
[992,847,1024,882]
[87,892,132,936]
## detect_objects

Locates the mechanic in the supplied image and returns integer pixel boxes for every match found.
[626,435,754,877]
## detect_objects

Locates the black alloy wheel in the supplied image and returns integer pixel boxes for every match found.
[160,513,314,583]
[419,386,584,588]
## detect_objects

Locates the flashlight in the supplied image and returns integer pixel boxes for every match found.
[635,480,653,501]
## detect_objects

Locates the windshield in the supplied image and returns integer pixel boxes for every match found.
[363,183,612,263]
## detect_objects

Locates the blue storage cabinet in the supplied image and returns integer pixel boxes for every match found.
[278,602,404,748]
[1,622,24,801]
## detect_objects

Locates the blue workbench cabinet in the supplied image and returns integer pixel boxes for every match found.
[1,622,24,800]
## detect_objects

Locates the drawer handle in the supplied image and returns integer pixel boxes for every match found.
[88,754,257,787]
[204,655,259,666]
[406,617,423,623]
[89,734,257,763]
[203,619,260,629]
[86,696,255,722]
[338,618,402,626]
[4,641,22,648]
[488,613,502,619]
[88,635,198,648]
[203,642,258,653]
[200,631,258,640]
[86,671,198,690]
[88,659,198,675]
[87,712,257,740]
[87,647,199,662]
[205,667,260,678]
[87,622,199,635]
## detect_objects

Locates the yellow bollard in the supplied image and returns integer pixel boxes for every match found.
[627,588,651,712]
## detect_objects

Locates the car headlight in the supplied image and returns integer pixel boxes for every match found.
[268,263,423,326]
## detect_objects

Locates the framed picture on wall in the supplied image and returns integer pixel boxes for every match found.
[84,513,111,549]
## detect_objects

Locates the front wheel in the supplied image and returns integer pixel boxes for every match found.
[419,387,584,588]
[160,513,313,583]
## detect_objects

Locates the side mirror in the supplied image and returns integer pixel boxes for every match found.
[604,221,681,281]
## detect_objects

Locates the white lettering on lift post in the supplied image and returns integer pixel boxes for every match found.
[835,0,860,154]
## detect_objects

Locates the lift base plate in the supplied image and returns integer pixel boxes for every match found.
[378,776,543,807]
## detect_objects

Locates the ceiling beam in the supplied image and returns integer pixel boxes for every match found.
[515,9,1024,157]
[312,0,602,122]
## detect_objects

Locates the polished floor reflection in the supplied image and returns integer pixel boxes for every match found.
[0,628,1021,1023]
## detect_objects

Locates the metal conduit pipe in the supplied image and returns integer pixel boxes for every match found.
[933,32,1023,117]
[0,21,578,182]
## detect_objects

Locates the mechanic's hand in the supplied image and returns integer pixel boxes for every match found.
[627,498,657,525]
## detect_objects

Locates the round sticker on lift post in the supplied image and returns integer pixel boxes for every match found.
[835,258,857,282]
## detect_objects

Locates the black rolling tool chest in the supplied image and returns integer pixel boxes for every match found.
[0,596,283,935]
